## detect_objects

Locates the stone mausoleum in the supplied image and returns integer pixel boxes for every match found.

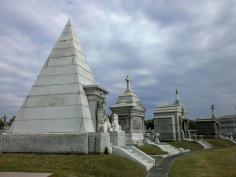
[219,114,236,138]
[1,19,125,154]
[110,76,146,144]
[196,105,220,139]
[154,90,190,141]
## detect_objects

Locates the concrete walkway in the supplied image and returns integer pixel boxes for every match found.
[146,154,181,177]
[0,172,53,177]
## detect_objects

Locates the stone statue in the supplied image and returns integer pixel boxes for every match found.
[175,89,180,105]
[110,113,121,132]
[154,133,160,143]
[144,133,151,144]
[211,104,216,119]
[97,101,111,133]
[125,75,131,92]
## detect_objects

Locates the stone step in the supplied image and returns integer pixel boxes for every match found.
[113,146,155,171]
[148,142,184,156]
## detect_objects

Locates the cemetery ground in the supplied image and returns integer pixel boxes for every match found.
[137,144,166,155]
[169,139,236,177]
[0,154,146,177]
[169,141,203,151]
[0,139,235,177]
[204,139,235,149]
[169,147,236,177]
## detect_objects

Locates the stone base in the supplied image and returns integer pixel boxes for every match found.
[88,132,110,153]
[1,133,110,154]
[110,131,126,147]
[125,132,144,145]
[1,133,88,154]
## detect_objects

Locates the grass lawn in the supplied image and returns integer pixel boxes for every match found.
[0,154,146,177]
[204,139,235,149]
[169,141,203,151]
[137,144,166,155]
[169,147,236,177]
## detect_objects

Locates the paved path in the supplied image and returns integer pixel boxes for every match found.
[146,154,181,177]
[0,172,53,177]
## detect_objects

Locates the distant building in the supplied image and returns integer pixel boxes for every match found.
[196,105,220,139]
[153,89,190,142]
[219,115,236,138]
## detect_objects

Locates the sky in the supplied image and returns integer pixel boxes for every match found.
[0,0,236,119]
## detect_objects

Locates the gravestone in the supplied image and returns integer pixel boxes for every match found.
[110,76,146,144]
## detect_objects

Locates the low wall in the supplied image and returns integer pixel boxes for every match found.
[1,133,112,154]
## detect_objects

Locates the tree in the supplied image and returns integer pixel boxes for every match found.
[0,118,4,129]
[188,119,197,130]
[144,119,154,130]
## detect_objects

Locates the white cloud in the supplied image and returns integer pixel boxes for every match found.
[0,0,236,118]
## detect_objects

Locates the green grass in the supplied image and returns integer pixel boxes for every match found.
[0,154,146,177]
[169,141,203,151]
[204,139,235,149]
[169,147,236,177]
[136,144,166,155]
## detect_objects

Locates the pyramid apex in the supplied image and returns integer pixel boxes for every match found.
[66,18,71,25]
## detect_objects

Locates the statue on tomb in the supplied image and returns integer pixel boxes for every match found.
[125,75,131,92]
[144,133,150,144]
[211,104,216,119]
[154,133,160,143]
[97,101,111,133]
[175,89,180,105]
[110,113,121,132]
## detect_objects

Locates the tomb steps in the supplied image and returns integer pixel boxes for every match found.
[219,135,236,144]
[196,140,212,149]
[148,142,190,157]
[112,146,155,171]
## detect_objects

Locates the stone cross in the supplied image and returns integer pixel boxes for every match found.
[211,104,216,119]
[125,75,131,91]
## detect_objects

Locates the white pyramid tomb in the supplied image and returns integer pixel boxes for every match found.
[10,19,97,134]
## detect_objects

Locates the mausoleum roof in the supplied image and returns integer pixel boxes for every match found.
[219,115,236,119]
[110,76,146,111]
[154,89,188,116]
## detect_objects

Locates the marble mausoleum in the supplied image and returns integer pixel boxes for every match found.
[110,76,146,144]
[219,114,236,138]
[153,90,190,141]
[196,105,220,139]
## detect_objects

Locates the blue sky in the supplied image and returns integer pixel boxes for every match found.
[0,0,236,119]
